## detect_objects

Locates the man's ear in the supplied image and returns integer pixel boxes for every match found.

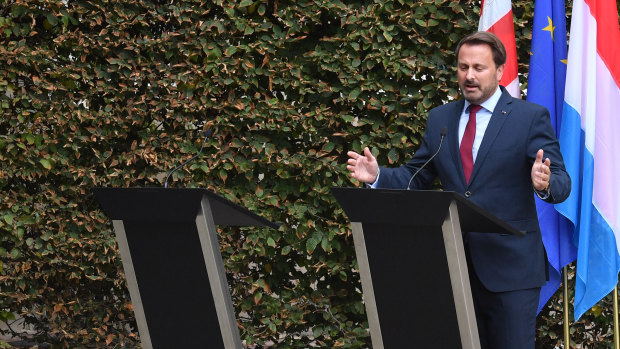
[496,63,505,83]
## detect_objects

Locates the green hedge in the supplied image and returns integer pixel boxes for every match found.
[1,0,617,347]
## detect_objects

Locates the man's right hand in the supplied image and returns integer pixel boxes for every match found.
[347,147,379,184]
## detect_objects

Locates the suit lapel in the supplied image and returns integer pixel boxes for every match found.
[468,89,513,185]
[448,99,467,185]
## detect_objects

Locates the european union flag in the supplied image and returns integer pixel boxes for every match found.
[526,0,576,313]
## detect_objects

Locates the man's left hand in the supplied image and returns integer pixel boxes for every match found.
[531,149,551,191]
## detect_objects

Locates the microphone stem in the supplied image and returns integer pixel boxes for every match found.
[407,134,446,190]
[164,131,210,188]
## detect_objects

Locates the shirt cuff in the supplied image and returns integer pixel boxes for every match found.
[534,183,551,200]
[368,168,381,189]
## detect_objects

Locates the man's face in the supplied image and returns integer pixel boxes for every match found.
[457,43,504,105]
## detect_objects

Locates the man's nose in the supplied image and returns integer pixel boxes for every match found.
[466,68,475,80]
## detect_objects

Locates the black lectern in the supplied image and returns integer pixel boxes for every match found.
[331,188,522,349]
[93,188,278,349]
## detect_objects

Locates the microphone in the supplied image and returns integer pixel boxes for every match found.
[164,129,213,188]
[406,126,447,190]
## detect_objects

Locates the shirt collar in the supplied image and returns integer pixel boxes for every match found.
[463,86,502,114]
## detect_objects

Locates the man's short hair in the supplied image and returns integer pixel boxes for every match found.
[455,32,507,68]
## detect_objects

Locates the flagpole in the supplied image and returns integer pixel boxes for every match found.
[564,265,570,349]
[614,285,619,348]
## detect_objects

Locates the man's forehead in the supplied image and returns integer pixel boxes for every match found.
[458,42,493,54]
[457,44,494,62]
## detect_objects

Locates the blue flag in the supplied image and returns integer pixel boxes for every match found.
[526,0,577,313]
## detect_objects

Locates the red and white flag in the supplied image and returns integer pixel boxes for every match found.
[479,0,521,98]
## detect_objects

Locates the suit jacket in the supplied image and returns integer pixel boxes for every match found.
[376,87,571,292]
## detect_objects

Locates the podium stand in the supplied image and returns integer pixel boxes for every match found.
[331,188,523,349]
[93,188,278,349]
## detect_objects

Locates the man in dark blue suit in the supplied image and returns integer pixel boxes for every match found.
[346,32,571,349]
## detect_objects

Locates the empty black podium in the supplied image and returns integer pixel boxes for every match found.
[331,188,523,349]
[94,188,278,349]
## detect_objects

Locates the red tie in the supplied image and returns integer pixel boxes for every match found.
[460,105,482,184]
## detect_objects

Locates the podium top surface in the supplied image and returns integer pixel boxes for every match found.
[331,187,523,236]
[93,187,278,229]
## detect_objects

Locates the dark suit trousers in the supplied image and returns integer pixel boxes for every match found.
[466,246,540,349]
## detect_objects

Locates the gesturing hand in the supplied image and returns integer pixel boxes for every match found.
[531,149,551,191]
[347,147,379,184]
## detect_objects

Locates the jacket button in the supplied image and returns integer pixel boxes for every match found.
[464,191,471,198]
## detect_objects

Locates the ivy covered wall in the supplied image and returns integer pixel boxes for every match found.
[1,0,617,347]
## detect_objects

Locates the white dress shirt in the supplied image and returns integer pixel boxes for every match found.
[458,86,502,162]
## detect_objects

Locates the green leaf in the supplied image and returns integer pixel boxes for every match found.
[10,248,20,258]
[46,13,58,26]
[321,237,331,252]
[387,148,399,164]
[321,142,335,153]
[39,158,52,170]
[312,325,323,338]
[306,236,319,254]
[3,214,14,225]
[348,88,361,100]
[0,310,15,322]
[254,291,263,304]
[225,46,238,56]
[219,169,228,182]
[383,31,393,42]
[281,246,291,255]
[24,134,35,145]
[267,237,276,247]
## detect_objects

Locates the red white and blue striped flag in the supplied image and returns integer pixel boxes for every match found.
[556,0,620,320]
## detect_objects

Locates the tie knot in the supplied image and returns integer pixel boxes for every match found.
[469,104,482,115]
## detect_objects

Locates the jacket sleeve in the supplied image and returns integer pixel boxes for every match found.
[526,105,571,203]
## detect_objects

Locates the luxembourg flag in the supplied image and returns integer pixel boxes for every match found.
[527,0,577,313]
[479,0,520,98]
[555,0,620,320]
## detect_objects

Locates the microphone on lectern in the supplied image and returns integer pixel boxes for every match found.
[164,129,213,188]
[406,127,447,190]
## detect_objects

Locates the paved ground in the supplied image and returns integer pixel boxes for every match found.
[1,317,42,348]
